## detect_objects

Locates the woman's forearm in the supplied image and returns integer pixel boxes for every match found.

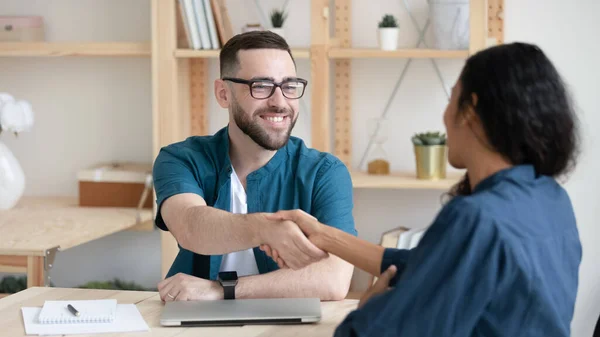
[317,226,385,277]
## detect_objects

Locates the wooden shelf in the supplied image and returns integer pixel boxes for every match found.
[176,48,465,60]
[0,42,151,57]
[350,171,463,190]
[329,48,469,59]
[174,48,311,59]
[0,196,154,257]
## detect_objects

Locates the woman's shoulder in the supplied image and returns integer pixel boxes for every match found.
[436,182,578,243]
[429,196,497,243]
[436,195,486,224]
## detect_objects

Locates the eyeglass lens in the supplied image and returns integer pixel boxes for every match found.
[251,80,305,99]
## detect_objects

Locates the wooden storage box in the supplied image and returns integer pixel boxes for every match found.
[0,16,45,42]
[77,162,153,209]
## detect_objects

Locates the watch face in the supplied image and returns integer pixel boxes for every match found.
[219,271,238,282]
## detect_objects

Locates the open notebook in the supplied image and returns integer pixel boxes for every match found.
[21,299,149,335]
[37,299,117,324]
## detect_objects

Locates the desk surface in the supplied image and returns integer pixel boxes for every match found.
[0,196,153,256]
[0,287,358,337]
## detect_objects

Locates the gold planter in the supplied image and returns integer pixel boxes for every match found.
[414,145,447,180]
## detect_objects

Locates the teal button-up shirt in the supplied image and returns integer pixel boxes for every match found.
[153,126,357,280]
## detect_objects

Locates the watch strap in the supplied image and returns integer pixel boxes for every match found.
[223,283,235,300]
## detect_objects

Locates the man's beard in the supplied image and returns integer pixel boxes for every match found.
[231,99,297,151]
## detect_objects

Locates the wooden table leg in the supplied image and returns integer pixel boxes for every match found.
[26,256,44,288]
[0,255,29,297]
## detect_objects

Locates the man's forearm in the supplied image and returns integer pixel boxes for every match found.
[236,256,353,301]
[178,206,261,255]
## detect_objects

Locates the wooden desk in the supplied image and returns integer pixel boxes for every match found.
[0,287,359,336]
[0,197,153,295]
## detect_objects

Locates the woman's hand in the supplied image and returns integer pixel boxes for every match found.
[264,209,387,278]
[261,210,327,268]
[265,209,325,244]
[257,212,328,270]
[358,265,397,308]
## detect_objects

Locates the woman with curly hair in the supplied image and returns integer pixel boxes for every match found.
[265,42,582,337]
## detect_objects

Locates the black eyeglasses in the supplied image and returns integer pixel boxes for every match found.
[222,77,308,99]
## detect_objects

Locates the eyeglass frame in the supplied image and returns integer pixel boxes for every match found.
[221,77,308,100]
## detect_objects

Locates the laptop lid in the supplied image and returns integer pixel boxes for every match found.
[160,298,322,327]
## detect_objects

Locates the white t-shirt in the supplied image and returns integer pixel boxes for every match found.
[218,167,259,277]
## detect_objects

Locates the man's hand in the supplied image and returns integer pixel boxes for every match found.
[158,273,223,302]
[260,243,288,269]
[358,265,397,308]
[265,210,325,245]
[256,213,328,270]
[261,210,328,269]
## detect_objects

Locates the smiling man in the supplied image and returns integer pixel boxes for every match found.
[152,31,357,302]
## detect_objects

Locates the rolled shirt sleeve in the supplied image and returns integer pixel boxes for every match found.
[311,159,357,236]
[153,145,205,231]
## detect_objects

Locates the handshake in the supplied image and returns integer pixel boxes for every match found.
[257,210,330,271]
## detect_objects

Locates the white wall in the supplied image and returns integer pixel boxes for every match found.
[1,0,598,335]
[505,1,600,336]
[0,0,157,288]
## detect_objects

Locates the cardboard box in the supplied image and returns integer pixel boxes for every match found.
[77,162,153,209]
[0,16,44,42]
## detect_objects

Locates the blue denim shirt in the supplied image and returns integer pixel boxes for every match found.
[153,126,357,280]
[335,165,581,337]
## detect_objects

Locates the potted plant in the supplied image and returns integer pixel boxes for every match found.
[378,14,399,50]
[411,131,447,180]
[269,8,287,39]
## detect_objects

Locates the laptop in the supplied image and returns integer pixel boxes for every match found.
[160,297,322,327]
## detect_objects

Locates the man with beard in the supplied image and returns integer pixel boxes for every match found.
[152,31,356,302]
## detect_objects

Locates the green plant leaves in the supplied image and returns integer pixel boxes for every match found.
[411,131,447,145]
[0,276,27,294]
[270,9,287,28]
[378,14,399,28]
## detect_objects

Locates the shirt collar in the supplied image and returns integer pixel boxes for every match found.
[217,125,289,180]
[472,164,537,193]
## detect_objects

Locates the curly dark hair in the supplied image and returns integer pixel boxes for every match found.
[448,42,580,197]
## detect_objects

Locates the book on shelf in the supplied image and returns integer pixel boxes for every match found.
[210,0,233,45]
[371,225,429,285]
[178,0,232,50]
[202,0,220,48]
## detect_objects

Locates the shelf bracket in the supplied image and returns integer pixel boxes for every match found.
[357,0,452,170]
[43,246,60,286]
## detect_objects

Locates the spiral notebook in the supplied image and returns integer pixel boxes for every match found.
[37,299,117,324]
[21,303,149,335]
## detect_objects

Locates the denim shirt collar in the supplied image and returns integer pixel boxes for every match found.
[473,164,537,194]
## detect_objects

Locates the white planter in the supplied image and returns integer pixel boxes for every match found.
[429,0,470,50]
[378,28,399,51]
[269,28,285,39]
[0,140,25,210]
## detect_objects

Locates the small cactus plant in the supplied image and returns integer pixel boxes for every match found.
[270,9,287,28]
[378,14,399,28]
[411,131,447,146]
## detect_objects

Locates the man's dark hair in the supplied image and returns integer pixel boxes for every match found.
[219,30,295,78]
[448,42,580,197]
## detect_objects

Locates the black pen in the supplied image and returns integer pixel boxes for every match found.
[67,304,80,317]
